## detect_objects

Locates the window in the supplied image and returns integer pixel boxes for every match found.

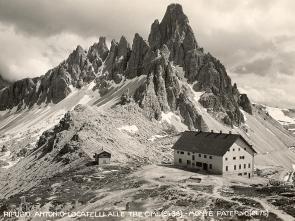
[244,148,246,150]
[187,160,191,165]
[238,148,240,151]
[199,154,201,157]
[204,155,207,158]
[244,172,247,175]
[248,163,251,168]
[179,158,182,163]
[209,156,213,159]
[192,155,195,160]
[196,162,202,167]
[234,165,236,170]
[225,166,228,171]
[180,151,184,154]
[233,148,235,151]
[209,164,212,169]
[239,164,241,169]
[225,157,228,161]
[244,164,246,169]
[233,157,236,160]
[238,173,242,176]
[188,152,190,156]
[192,163,195,166]
[240,156,245,159]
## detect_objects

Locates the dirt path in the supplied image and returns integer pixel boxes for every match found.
[254,198,295,221]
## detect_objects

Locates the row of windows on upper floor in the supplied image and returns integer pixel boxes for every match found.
[176,151,213,159]
[176,151,247,161]
[225,156,245,160]
[229,147,247,152]
[225,163,251,171]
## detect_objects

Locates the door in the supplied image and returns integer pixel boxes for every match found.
[203,163,208,171]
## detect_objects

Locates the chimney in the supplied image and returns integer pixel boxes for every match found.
[229,131,232,134]
[220,130,222,134]
[211,130,214,133]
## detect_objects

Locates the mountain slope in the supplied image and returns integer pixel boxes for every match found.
[258,104,295,135]
[0,103,176,198]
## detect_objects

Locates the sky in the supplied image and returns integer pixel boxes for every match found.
[0,0,294,108]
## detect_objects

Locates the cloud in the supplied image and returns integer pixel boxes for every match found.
[233,57,273,76]
[232,40,295,77]
[231,73,295,108]
[0,24,97,81]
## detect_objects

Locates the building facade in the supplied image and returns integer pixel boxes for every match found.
[173,131,256,177]
[93,150,111,165]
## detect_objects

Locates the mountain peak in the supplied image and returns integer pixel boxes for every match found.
[163,3,188,24]
[88,36,109,62]
[148,4,197,55]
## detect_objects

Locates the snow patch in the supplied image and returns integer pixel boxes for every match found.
[87,81,96,90]
[0,151,20,169]
[266,106,295,125]
[118,125,139,133]
[193,91,204,103]
[148,134,167,142]
[160,112,181,124]
[240,109,247,121]
[77,95,92,105]
[35,80,41,92]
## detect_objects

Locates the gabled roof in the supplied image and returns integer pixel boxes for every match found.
[95,149,111,157]
[172,131,256,156]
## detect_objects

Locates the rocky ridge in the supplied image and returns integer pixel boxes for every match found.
[0,3,252,129]
[0,76,10,90]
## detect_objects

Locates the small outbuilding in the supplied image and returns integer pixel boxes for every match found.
[93,149,111,165]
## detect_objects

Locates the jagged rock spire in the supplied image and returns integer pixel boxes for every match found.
[148,3,198,66]
[88,37,109,62]
[125,33,149,79]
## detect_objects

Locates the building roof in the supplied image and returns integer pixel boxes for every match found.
[172,131,256,156]
[95,149,111,157]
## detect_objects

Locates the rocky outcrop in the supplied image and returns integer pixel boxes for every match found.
[0,44,106,110]
[239,94,253,114]
[87,37,109,62]
[0,77,40,110]
[87,37,109,73]
[148,3,198,66]
[125,34,149,79]
[178,88,207,130]
[134,74,162,120]
[145,4,252,126]
[103,36,131,83]
[0,75,10,90]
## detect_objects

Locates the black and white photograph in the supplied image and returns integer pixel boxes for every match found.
[0,0,295,220]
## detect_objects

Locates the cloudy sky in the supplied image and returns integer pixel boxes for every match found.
[0,0,294,108]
